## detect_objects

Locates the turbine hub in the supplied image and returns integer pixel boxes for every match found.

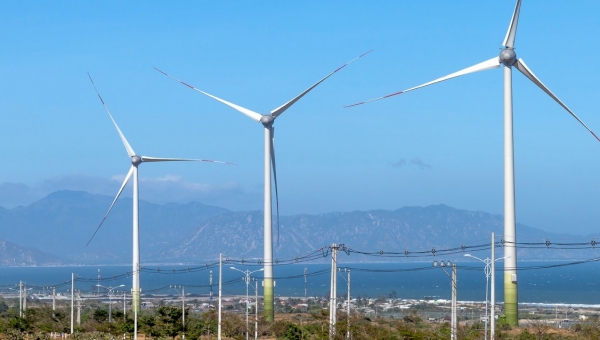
[499,48,517,67]
[131,155,142,166]
[260,115,274,127]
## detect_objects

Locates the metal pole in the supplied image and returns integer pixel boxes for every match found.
[329,244,336,340]
[124,292,127,321]
[218,254,222,340]
[71,273,74,334]
[484,264,490,340]
[255,278,258,340]
[347,270,350,340]
[19,281,22,318]
[210,270,213,304]
[246,273,250,340]
[77,291,81,325]
[109,289,112,323]
[491,232,496,340]
[52,286,56,312]
[304,268,307,298]
[23,284,27,311]
[452,264,457,340]
[182,286,185,339]
[333,247,337,333]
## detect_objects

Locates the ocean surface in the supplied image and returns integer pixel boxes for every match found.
[0,261,598,305]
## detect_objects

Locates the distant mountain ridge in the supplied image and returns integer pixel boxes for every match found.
[0,190,596,266]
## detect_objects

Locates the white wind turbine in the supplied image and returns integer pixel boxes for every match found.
[87,74,230,338]
[155,50,371,321]
[346,0,599,326]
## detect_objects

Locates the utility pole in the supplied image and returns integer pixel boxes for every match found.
[253,277,259,340]
[433,261,456,340]
[71,273,74,334]
[52,286,56,312]
[452,264,457,340]
[124,292,127,321]
[329,244,346,340]
[23,283,28,311]
[491,232,496,340]
[304,268,307,298]
[19,281,22,318]
[76,291,82,325]
[329,244,337,340]
[338,268,351,340]
[218,254,222,340]
[210,270,213,304]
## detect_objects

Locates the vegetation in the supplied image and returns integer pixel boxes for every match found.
[0,296,598,339]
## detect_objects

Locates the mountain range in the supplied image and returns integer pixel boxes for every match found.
[0,190,597,266]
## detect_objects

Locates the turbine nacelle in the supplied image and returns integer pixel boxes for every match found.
[260,115,275,127]
[131,155,143,166]
[499,48,517,67]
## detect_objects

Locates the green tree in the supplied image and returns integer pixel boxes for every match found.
[156,305,183,339]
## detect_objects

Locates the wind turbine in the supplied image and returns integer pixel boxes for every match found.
[155,50,371,321]
[345,1,599,326]
[87,74,230,338]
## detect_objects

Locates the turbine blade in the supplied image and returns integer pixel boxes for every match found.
[345,57,500,108]
[154,67,263,122]
[270,127,280,246]
[514,59,600,142]
[87,73,136,157]
[86,166,134,246]
[502,0,522,48]
[140,156,235,164]
[270,50,373,118]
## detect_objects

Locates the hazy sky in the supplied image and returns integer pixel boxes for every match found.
[1,1,599,235]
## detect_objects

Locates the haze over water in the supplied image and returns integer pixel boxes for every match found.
[1,261,598,305]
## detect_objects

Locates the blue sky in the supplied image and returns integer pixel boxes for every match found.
[0,1,599,235]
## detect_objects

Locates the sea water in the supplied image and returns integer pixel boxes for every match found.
[0,261,598,305]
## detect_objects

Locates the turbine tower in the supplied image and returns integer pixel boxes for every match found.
[346,1,599,326]
[155,50,371,321]
[87,74,230,327]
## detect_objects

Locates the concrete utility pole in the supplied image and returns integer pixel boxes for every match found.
[71,273,74,334]
[452,264,457,340]
[124,292,127,321]
[304,268,308,298]
[329,244,337,340]
[19,282,23,318]
[433,261,456,340]
[210,270,213,304]
[76,291,82,325]
[491,233,496,340]
[52,287,56,312]
[218,254,223,340]
[329,244,346,340]
[338,268,351,340]
[23,284,28,311]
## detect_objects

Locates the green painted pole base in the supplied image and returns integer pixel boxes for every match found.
[263,278,274,322]
[132,288,141,314]
[504,273,518,326]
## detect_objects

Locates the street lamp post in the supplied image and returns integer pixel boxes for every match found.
[464,252,509,340]
[250,278,259,340]
[464,254,491,340]
[230,267,264,340]
[337,268,351,340]
[96,284,125,323]
[433,261,456,340]
[171,285,186,339]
